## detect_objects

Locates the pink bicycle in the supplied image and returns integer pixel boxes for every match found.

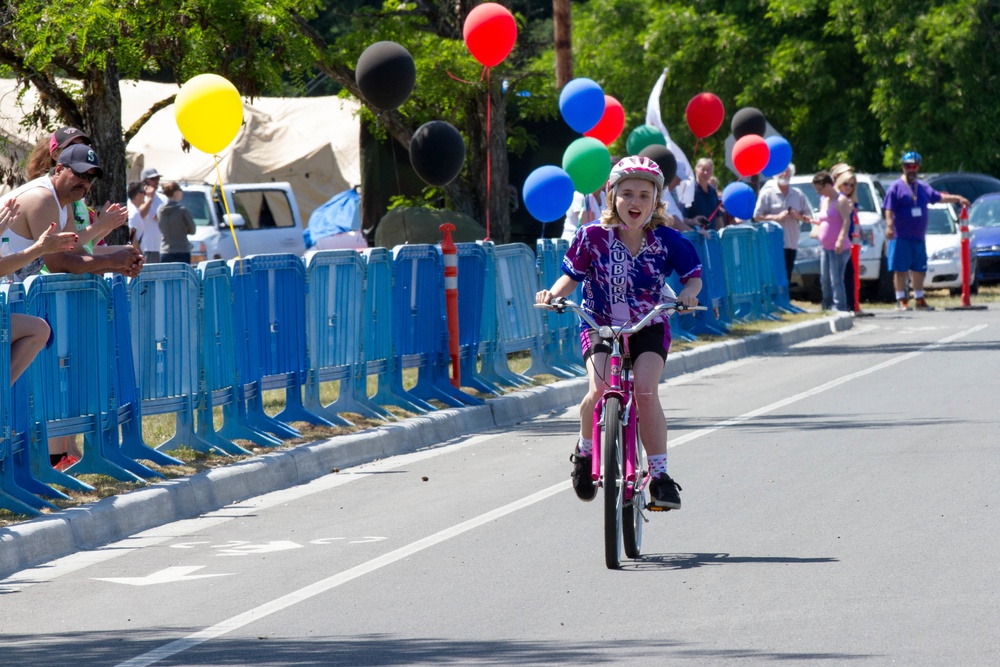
[538,297,704,568]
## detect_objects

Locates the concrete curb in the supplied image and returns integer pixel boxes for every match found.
[0,312,853,579]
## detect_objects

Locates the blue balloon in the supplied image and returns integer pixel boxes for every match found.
[761,135,793,177]
[523,165,575,222]
[559,78,605,134]
[722,182,757,221]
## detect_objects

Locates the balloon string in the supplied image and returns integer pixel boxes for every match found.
[446,71,476,85]
[706,201,724,223]
[692,138,700,156]
[213,155,243,267]
[485,67,491,242]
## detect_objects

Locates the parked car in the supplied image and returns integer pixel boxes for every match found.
[967,193,1000,284]
[923,173,1000,214]
[180,181,307,262]
[789,173,894,302]
[924,203,978,294]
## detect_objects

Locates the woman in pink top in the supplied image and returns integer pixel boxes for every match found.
[811,170,854,311]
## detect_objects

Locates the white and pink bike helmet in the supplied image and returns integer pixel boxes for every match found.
[607,155,665,199]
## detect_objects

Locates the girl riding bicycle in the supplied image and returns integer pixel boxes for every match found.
[535,156,702,510]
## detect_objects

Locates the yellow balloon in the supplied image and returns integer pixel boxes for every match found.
[174,74,244,154]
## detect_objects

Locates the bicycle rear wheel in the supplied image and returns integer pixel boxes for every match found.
[623,429,645,559]
[602,397,623,570]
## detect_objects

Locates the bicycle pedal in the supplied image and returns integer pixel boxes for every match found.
[645,503,671,512]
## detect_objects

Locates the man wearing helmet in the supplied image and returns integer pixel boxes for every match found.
[535,156,703,510]
[883,152,970,310]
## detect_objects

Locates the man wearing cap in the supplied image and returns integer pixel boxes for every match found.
[138,167,167,263]
[0,143,143,278]
[883,151,970,311]
[753,163,814,282]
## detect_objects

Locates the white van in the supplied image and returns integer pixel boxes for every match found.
[179,181,307,262]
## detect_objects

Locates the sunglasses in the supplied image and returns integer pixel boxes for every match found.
[842,182,856,188]
[903,164,920,170]
[70,168,99,183]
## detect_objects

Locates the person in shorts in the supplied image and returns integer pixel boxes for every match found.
[883,152,970,310]
[535,156,702,510]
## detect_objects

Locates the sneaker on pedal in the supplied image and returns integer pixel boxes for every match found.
[648,474,682,510]
[914,297,935,311]
[569,448,597,502]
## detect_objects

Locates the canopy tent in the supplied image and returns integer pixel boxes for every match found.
[0,78,361,223]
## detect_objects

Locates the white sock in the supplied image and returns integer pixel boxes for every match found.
[895,290,906,300]
[914,290,924,299]
[648,453,667,477]
[577,436,593,457]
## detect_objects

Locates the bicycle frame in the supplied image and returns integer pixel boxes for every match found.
[590,334,645,503]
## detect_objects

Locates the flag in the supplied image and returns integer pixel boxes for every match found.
[645,68,696,207]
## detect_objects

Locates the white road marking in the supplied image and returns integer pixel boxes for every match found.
[0,434,497,590]
[96,566,233,587]
[114,480,571,667]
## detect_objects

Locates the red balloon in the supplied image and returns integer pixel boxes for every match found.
[583,95,625,146]
[463,3,518,67]
[685,92,725,139]
[732,134,770,177]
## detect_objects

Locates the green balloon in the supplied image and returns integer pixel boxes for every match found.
[626,124,666,156]
[562,137,612,194]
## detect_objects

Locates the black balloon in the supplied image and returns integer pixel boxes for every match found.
[410,121,466,186]
[355,41,416,112]
[731,107,767,140]
[638,144,678,184]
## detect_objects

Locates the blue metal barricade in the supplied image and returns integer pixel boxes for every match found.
[535,239,585,375]
[474,242,529,388]
[362,248,432,413]
[494,243,571,378]
[1,283,72,507]
[24,274,151,484]
[454,242,502,395]
[0,286,51,516]
[393,244,481,407]
[554,238,587,367]
[108,275,182,470]
[228,258,302,439]
[196,260,278,451]
[128,264,221,456]
[718,225,766,322]
[679,231,730,336]
[305,250,389,422]
[234,254,332,429]
[756,221,803,314]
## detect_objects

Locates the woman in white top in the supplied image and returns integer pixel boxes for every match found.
[0,198,78,383]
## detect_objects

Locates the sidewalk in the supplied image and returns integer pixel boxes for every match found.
[0,313,854,579]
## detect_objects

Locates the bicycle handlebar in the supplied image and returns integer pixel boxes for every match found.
[534,297,706,338]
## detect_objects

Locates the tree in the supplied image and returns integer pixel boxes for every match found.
[0,0,320,243]
[297,0,557,243]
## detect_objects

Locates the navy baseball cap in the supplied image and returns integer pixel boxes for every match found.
[57,143,104,179]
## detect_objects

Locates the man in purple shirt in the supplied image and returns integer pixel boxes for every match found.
[883,152,969,310]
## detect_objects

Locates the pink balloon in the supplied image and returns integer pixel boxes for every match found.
[732,134,770,177]
[583,96,625,146]
[463,3,518,67]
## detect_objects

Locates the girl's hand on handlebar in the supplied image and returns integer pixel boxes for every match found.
[535,289,554,305]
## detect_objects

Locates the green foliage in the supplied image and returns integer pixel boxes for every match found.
[572,0,998,178]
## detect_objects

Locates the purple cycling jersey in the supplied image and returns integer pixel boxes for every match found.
[562,223,702,331]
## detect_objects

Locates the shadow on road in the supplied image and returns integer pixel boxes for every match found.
[624,552,838,571]
[0,631,877,665]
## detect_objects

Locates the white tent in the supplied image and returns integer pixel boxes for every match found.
[0,78,361,223]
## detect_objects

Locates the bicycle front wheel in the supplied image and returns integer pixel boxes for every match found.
[623,429,645,559]
[602,396,624,570]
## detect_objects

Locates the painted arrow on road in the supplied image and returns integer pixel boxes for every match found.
[95,566,233,586]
